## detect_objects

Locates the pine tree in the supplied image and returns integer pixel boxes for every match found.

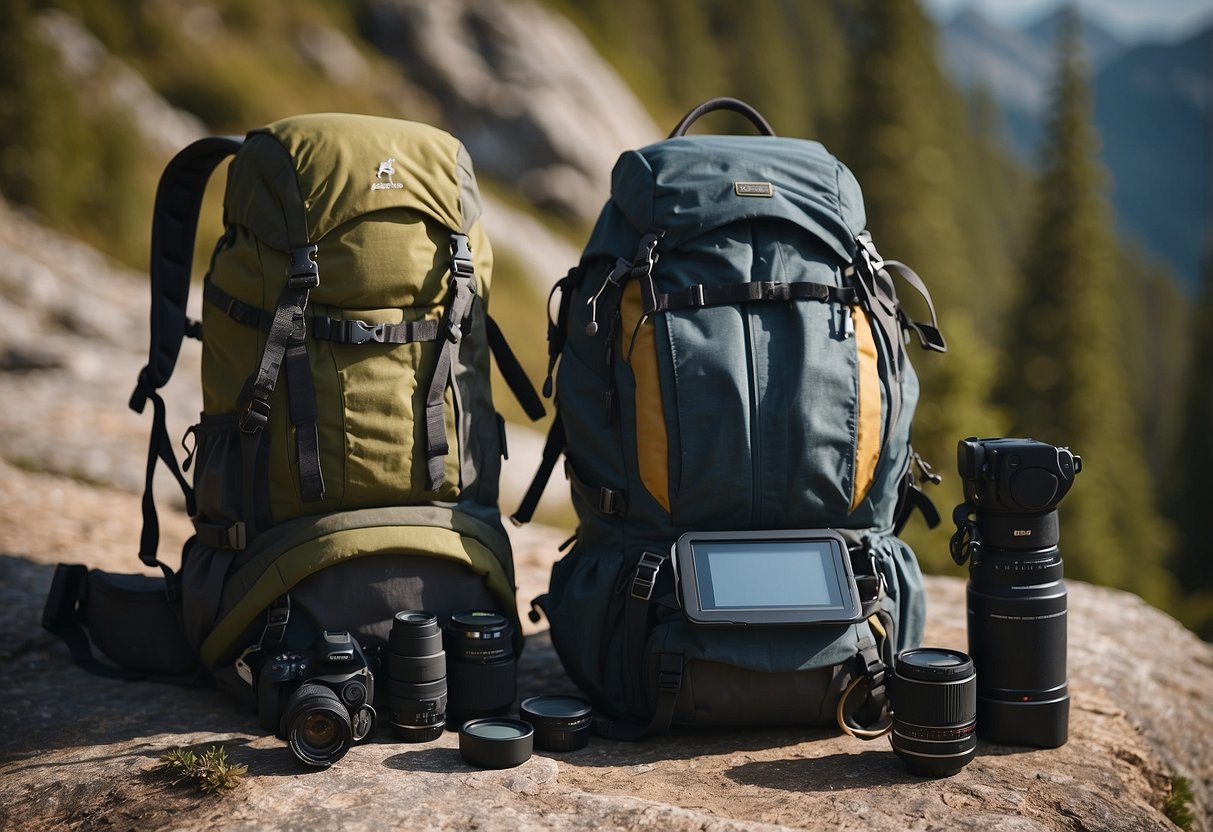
[1168,247,1213,633]
[997,11,1173,605]
[839,0,1006,570]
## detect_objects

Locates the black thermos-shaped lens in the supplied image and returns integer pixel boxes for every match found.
[889,648,977,778]
[444,610,516,726]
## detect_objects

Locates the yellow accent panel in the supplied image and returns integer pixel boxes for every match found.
[200,525,511,668]
[851,306,882,512]
[621,282,670,513]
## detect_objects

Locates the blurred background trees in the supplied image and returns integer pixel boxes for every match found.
[0,0,1208,636]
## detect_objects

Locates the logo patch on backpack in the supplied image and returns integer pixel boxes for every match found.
[734,181,774,197]
[372,158,404,191]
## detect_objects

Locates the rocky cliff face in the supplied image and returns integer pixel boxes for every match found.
[362,0,662,221]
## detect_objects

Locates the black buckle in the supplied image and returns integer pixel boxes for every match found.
[598,487,626,516]
[631,551,665,601]
[287,245,320,288]
[226,522,247,551]
[240,397,271,434]
[344,320,387,344]
[262,597,291,645]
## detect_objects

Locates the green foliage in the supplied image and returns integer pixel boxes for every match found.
[1167,250,1213,606]
[995,11,1174,606]
[1164,775,1195,831]
[157,745,248,794]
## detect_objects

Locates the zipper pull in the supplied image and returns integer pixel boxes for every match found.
[585,257,629,336]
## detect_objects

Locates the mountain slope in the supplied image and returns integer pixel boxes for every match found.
[937,9,1209,288]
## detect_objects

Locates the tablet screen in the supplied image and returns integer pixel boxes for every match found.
[675,530,861,625]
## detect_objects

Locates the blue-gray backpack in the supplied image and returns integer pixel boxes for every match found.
[514,98,947,739]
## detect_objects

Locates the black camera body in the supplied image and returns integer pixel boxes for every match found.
[957,437,1080,515]
[255,631,376,767]
[952,437,1080,750]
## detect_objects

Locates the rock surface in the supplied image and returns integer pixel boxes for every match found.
[1,199,1210,832]
[363,0,662,221]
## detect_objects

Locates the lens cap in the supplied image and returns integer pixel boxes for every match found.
[520,695,592,752]
[458,718,534,769]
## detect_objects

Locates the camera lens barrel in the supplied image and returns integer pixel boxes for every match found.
[387,610,448,742]
[282,683,356,768]
[444,611,517,726]
[968,548,1069,748]
[889,648,977,778]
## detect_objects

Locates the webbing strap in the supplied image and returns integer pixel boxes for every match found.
[138,390,196,576]
[313,315,439,345]
[883,260,947,353]
[510,412,565,525]
[238,245,319,434]
[644,280,857,315]
[486,314,546,422]
[594,652,684,741]
[424,235,477,491]
[566,462,627,516]
[204,279,444,345]
[284,339,325,502]
[129,135,241,577]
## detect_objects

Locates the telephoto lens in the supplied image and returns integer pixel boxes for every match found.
[952,437,1080,748]
[386,610,447,742]
[889,648,977,778]
[444,610,517,727]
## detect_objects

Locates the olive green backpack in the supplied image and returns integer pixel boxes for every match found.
[43,114,542,693]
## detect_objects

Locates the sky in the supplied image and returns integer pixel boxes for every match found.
[918,0,1213,42]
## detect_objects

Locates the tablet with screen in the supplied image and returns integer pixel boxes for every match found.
[672,529,862,626]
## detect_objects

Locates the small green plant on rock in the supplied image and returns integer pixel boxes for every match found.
[158,745,248,794]
[1164,775,1195,831]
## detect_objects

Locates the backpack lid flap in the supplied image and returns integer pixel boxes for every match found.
[589,136,865,263]
[225,114,480,250]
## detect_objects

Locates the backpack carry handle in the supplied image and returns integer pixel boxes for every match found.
[668,97,776,139]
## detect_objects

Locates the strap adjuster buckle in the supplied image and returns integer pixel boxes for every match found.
[598,487,626,516]
[631,551,665,601]
[226,521,247,551]
[239,397,271,434]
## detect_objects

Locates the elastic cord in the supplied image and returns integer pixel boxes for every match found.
[836,675,893,740]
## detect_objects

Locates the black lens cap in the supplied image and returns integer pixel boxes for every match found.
[458,718,534,769]
[520,695,592,752]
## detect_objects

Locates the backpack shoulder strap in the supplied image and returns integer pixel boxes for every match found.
[131,135,244,408]
[128,136,243,575]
